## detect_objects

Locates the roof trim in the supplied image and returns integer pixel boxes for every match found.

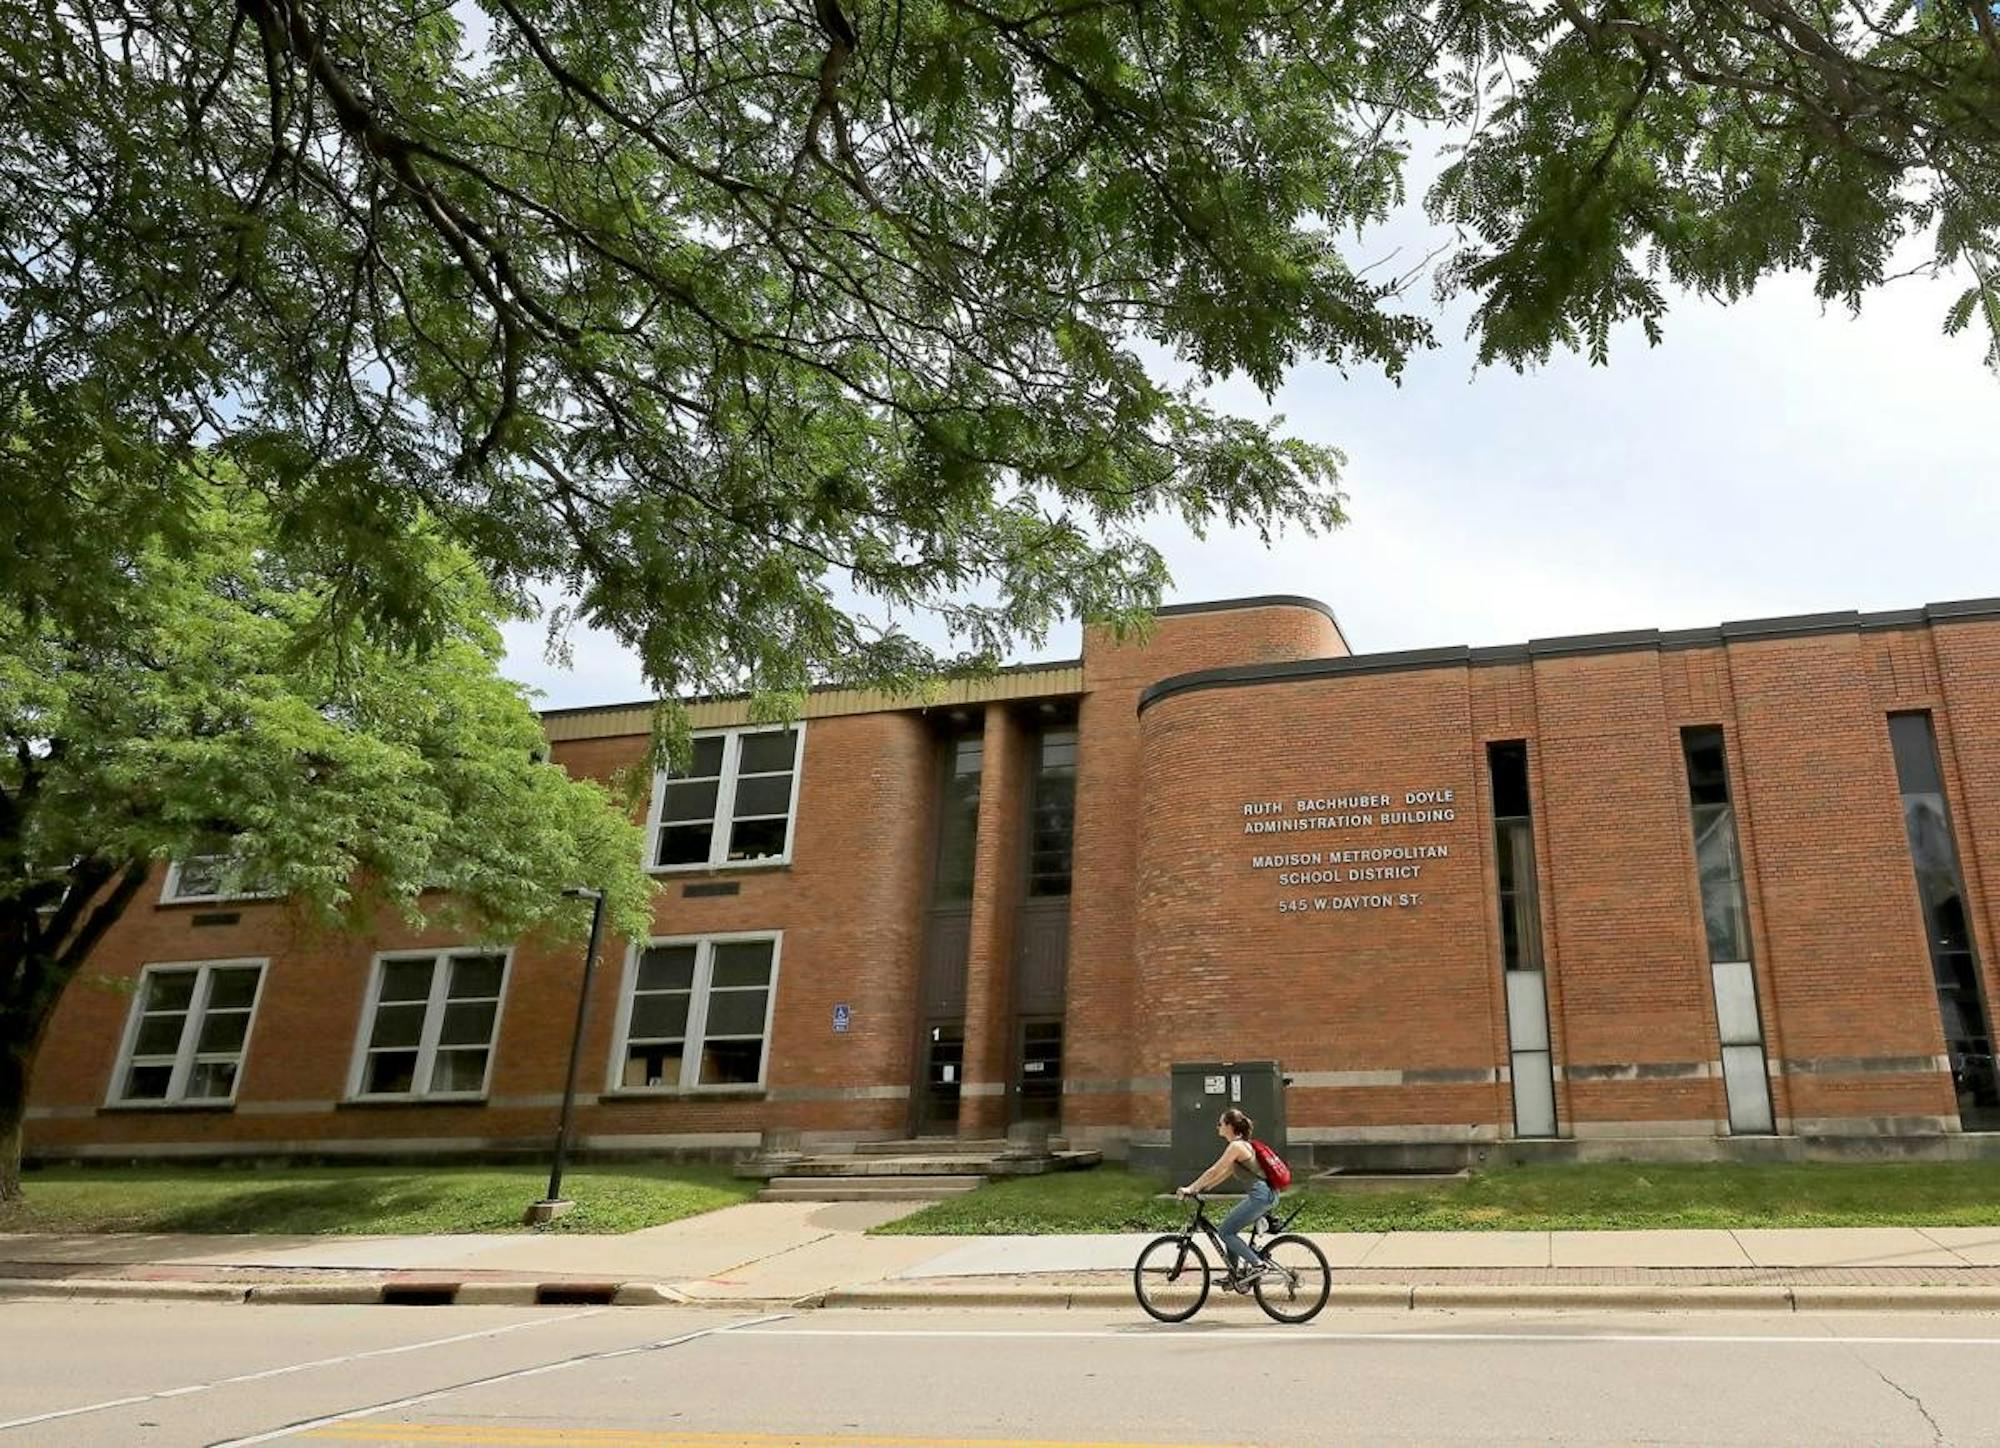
[540,656,1083,723]
[1154,594,1351,653]
[1137,597,2000,715]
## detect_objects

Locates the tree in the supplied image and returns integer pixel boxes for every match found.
[5,3,1993,707]
[0,480,654,1199]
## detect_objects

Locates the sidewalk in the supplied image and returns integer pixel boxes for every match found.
[9,1207,2000,1311]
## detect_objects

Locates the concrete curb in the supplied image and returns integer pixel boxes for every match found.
[817,1280,2000,1314]
[11,1275,2000,1314]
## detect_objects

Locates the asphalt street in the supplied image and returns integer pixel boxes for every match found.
[6,1300,2000,1446]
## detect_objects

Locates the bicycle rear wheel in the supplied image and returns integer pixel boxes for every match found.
[1253,1234,1331,1324]
[1133,1234,1211,1323]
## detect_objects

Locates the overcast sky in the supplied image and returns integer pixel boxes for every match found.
[502,204,1998,711]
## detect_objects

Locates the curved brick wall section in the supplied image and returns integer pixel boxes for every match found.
[1134,667,1507,1141]
[1063,600,1349,1148]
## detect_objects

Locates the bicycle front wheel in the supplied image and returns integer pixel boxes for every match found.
[1253,1234,1331,1324]
[1133,1234,1211,1323]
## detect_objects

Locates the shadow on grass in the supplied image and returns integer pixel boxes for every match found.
[141,1177,476,1235]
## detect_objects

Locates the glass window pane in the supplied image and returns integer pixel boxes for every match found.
[710,941,774,987]
[671,736,726,779]
[727,816,789,861]
[1504,970,1549,1052]
[143,971,197,1013]
[737,730,798,775]
[662,778,720,823]
[438,1000,497,1047]
[656,822,713,867]
[638,946,697,991]
[447,955,505,1000]
[171,857,227,899]
[1683,727,1731,807]
[1693,805,1751,963]
[731,774,793,819]
[134,1013,188,1057]
[1722,1045,1774,1134]
[368,1001,426,1050]
[122,1063,173,1101]
[1489,742,1531,819]
[1510,1050,1556,1137]
[1712,960,1763,1046]
[1890,712,1943,793]
[623,1044,682,1089]
[697,1038,765,1086]
[206,967,260,1010]
[365,1051,419,1095]
[428,1050,488,1095]
[379,958,436,1003]
[629,991,691,1040]
[196,1010,250,1055]
[703,988,769,1037]
[184,1059,238,1101]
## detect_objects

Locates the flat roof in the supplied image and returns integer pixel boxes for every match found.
[1136,597,2000,715]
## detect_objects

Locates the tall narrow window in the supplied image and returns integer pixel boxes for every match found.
[110,961,265,1105]
[1681,727,1775,1134]
[933,735,984,904]
[1890,712,2000,1131]
[614,935,780,1091]
[1027,728,1077,897]
[1490,742,1556,1137]
[351,950,509,1100]
[647,725,803,871]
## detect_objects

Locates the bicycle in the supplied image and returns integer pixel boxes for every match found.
[1132,1191,1332,1324]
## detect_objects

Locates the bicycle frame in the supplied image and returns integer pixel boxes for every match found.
[1172,1191,1304,1265]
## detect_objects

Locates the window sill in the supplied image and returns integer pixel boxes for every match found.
[158,895,283,909]
[599,1087,768,1102]
[99,1101,238,1115]
[337,1096,491,1110]
[647,860,792,878]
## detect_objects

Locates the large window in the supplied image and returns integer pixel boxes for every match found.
[614,935,780,1091]
[1027,728,1077,897]
[647,726,803,871]
[161,853,279,905]
[110,960,265,1106]
[1889,712,2000,1130]
[933,735,984,904]
[1680,727,1774,1135]
[1489,741,1555,1138]
[350,950,510,1100]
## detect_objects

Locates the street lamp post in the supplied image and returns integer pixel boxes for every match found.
[525,885,606,1225]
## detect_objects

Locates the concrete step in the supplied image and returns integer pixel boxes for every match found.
[780,1155,1016,1178]
[759,1174,984,1202]
[851,1138,1012,1156]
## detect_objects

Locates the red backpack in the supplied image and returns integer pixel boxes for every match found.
[1251,1139,1291,1189]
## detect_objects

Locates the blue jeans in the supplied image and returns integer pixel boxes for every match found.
[1218,1180,1276,1270]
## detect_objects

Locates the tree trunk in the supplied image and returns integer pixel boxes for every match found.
[0,1047,26,1203]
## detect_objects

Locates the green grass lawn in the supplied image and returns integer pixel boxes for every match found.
[0,1163,760,1235]
[872,1162,2000,1235]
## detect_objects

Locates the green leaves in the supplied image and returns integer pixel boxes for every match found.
[0,480,654,949]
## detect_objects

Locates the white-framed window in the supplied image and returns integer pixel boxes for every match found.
[348,949,511,1100]
[610,933,781,1092]
[161,853,280,905]
[644,724,805,872]
[108,959,267,1106]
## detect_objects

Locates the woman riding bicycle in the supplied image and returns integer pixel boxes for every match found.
[1175,1107,1276,1291]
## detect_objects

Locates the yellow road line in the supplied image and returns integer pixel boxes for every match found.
[304,1424,1252,1448]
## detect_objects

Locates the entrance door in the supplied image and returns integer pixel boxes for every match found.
[916,1021,964,1136]
[1014,1019,1063,1125]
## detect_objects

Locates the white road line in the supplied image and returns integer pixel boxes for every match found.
[208,1313,791,1447]
[0,1311,604,1434]
[725,1326,2000,1348]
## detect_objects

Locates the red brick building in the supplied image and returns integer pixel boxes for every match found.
[25,594,2000,1170]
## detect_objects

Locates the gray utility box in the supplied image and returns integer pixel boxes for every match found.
[1169,1060,1288,1187]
